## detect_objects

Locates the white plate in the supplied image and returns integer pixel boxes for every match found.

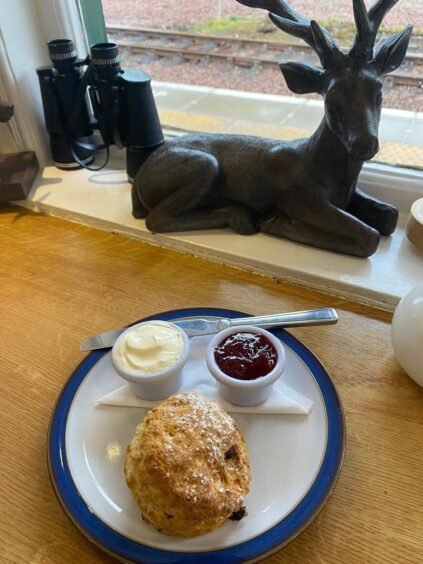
[48,307,344,563]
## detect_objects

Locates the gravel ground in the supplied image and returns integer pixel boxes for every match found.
[106,1,423,112]
[103,0,423,30]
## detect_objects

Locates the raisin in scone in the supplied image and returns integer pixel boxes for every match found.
[124,391,251,537]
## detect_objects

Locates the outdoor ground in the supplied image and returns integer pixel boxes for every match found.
[103,0,423,112]
[103,0,423,30]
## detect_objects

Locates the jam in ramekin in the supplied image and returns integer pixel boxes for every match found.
[214,331,277,380]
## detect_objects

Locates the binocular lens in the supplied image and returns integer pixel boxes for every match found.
[47,39,77,64]
[90,42,121,66]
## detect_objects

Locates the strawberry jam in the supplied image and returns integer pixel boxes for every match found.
[214,332,277,380]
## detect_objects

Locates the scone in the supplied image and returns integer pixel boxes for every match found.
[124,391,251,537]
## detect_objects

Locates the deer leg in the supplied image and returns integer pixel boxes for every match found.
[131,184,148,219]
[347,188,398,236]
[261,203,380,257]
[304,202,381,257]
[148,205,258,234]
[260,215,372,256]
[142,150,257,235]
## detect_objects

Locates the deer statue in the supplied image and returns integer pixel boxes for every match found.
[0,100,13,123]
[132,0,412,257]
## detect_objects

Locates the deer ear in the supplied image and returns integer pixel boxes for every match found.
[280,63,325,94]
[373,25,413,75]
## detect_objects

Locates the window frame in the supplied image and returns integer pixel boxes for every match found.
[78,0,107,45]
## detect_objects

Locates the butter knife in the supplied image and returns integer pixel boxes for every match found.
[80,308,338,352]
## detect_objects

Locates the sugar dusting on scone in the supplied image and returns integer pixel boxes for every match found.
[124,391,251,537]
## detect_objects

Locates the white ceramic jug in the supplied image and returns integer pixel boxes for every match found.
[391,282,423,386]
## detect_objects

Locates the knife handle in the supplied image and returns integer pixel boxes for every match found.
[229,308,338,329]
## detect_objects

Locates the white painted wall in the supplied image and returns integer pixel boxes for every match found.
[0,0,88,165]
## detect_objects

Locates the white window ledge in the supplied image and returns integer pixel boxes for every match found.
[15,148,423,312]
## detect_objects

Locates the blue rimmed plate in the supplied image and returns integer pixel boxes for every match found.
[48,307,345,563]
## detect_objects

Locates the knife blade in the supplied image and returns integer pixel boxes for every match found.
[80,308,338,352]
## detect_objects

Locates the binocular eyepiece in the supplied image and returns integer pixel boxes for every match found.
[90,43,121,73]
[37,39,164,181]
[47,39,78,68]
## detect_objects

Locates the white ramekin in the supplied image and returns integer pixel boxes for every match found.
[206,325,286,406]
[111,320,190,400]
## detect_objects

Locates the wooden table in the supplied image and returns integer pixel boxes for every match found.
[1,208,422,563]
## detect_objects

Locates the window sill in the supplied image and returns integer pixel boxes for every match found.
[15,149,423,312]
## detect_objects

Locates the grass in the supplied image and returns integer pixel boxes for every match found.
[188,15,268,38]
[187,15,423,47]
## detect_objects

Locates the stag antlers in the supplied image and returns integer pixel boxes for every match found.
[236,0,412,68]
[237,0,343,68]
[350,0,404,58]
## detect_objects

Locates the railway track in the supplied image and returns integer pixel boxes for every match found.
[107,24,423,89]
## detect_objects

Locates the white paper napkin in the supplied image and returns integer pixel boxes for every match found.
[96,376,314,415]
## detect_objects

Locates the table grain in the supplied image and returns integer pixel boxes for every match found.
[1,208,422,564]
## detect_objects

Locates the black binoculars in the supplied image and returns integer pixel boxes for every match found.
[36,39,164,181]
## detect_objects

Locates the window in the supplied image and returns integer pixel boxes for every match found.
[102,0,423,171]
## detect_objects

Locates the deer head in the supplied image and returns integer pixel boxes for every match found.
[236,0,412,161]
